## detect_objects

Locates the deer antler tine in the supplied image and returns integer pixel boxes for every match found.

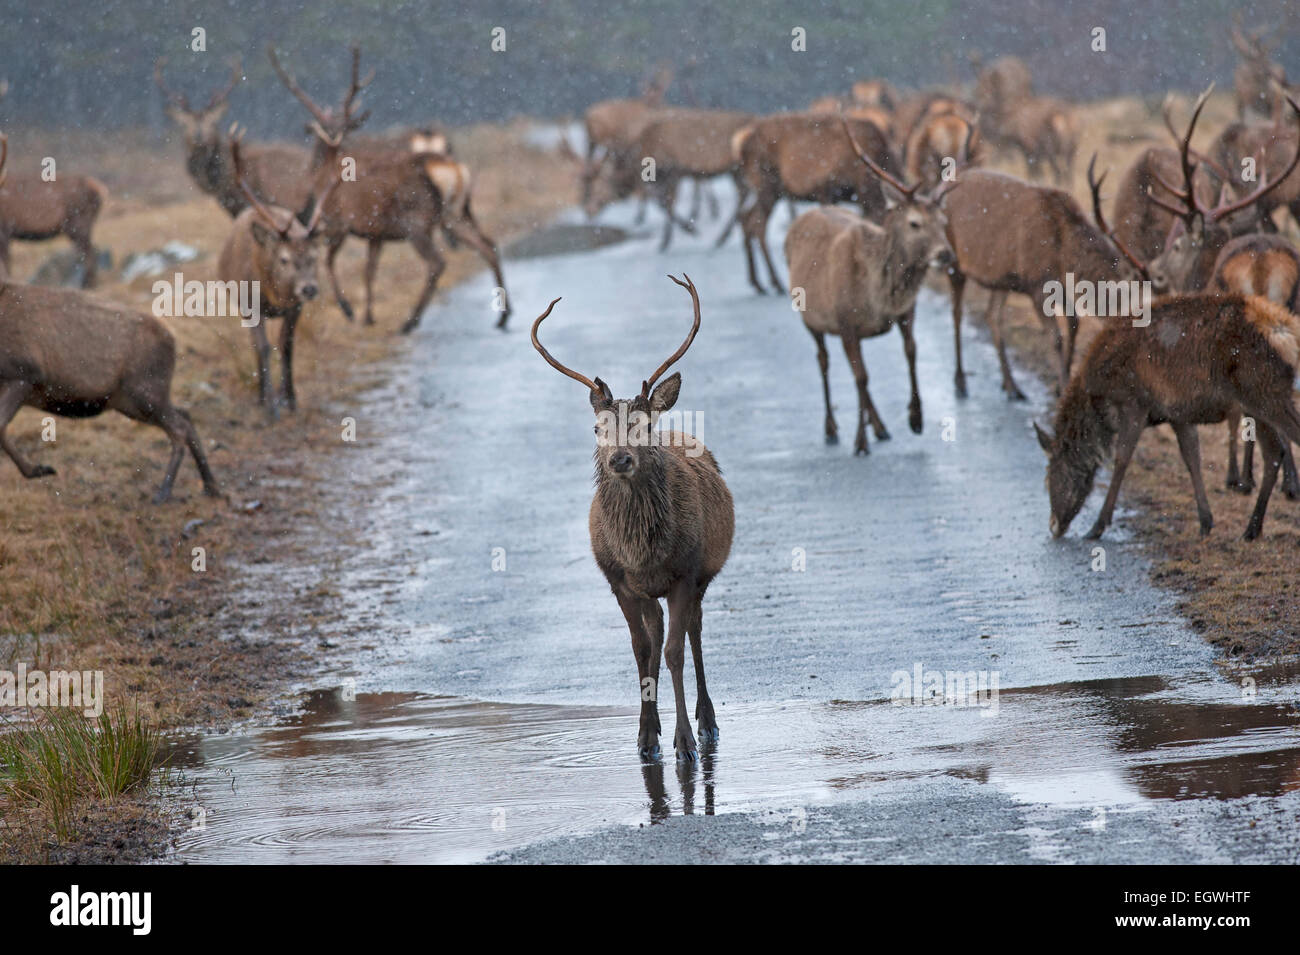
[1209,94,1300,223]
[230,133,289,237]
[531,298,601,393]
[268,45,334,129]
[642,274,702,396]
[1087,153,1112,234]
[0,133,8,189]
[840,113,917,200]
[153,57,191,111]
[304,164,341,235]
[205,57,240,111]
[1145,184,1193,218]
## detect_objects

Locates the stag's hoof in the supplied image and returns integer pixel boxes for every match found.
[495,312,510,331]
[954,374,968,399]
[675,744,698,763]
[873,425,891,441]
[27,465,56,479]
[1228,479,1253,495]
[1007,387,1028,402]
[909,408,923,435]
[1084,522,1105,540]
[399,319,419,335]
[151,489,172,505]
[638,743,662,762]
[697,725,720,744]
[1199,520,1214,538]
[339,302,355,321]
[854,440,869,456]
[203,485,223,499]
[824,428,839,445]
[1243,524,1262,542]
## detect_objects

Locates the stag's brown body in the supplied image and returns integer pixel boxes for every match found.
[532,276,731,762]
[736,113,900,294]
[0,170,106,286]
[1112,147,1219,263]
[1038,294,1300,542]
[942,169,1136,398]
[0,282,219,502]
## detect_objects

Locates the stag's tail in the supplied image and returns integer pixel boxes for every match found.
[1245,295,1300,371]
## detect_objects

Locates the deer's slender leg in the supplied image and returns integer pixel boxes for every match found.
[1245,424,1286,540]
[362,238,382,326]
[0,381,54,479]
[807,325,836,443]
[741,196,772,294]
[687,177,702,222]
[325,233,354,321]
[1281,440,1300,499]
[1226,410,1247,491]
[948,267,968,398]
[278,305,301,412]
[756,212,785,294]
[657,178,679,252]
[986,289,1026,400]
[249,320,277,419]
[174,406,220,497]
[447,207,510,328]
[898,307,923,434]
[714,170,748,247]
[399,230,446,335]
[1172,421,1214,536]
[1085,408,1144,539]
[687,591,717,743]
[1035,292,1070,393]
[616,590,661,759]
[69,220,97,288]
[839,328,887,453]
[665,578,697,761]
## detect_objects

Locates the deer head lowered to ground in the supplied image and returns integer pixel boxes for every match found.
[531,274,734,763]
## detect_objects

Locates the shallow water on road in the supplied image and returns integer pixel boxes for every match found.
[172,183,1300,864]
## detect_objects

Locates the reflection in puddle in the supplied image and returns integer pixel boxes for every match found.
[170,671,1300,863]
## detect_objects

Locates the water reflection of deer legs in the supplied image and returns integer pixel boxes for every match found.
[641,762,670,824]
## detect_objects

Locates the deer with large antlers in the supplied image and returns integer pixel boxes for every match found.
[216,136,337,418]
[155,58,310,217]
[1231,13,1291,121]
[270,46,510,331]
[784,119,955,455]
[1146,88,1300,497]
[531,275,733,762]
[941,157,1147,399]
[0,135,219,503]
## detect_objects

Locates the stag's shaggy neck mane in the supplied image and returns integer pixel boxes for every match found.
[1055,381,1117,489]
[593,449,675,567]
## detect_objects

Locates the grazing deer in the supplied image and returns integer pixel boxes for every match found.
[155,58,310,217]
[270,46,510,331]
[217,137,336,418]
[1212,233,1300,497]
[0,135,106,287]
[583,107,754,251]
[531,274,733,762]
[941,158,1146,399]
[1145,90,1300,496]
[972,56,1074,183]
[0,135,219,503]
[581,66,672,204]
[784,119,954,455]
[736,113,901,294]
[1211,85,1300,233]
[1035,293,1300,542]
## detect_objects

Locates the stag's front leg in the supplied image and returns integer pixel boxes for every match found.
[840,329,887,454]
[948,267,968,398]
[616,590,662,760]
[363,239,382,326]
[898,309,923,434]
[278,307,301,412]
[1172,422,1214,536]
[807,326,837,443]
[325,234,354,322]
[665,580,697,761]
[0,381,55,479]
[1085,409,1143,539]
[249,322,278,419]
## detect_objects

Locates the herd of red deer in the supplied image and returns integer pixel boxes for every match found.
[1,31,1300,759]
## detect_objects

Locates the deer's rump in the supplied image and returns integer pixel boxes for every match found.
[785,207,895,338]
[0,175,103,237]
[0,285,175,400]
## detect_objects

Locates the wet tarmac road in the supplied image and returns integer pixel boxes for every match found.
[171,185,1300,864]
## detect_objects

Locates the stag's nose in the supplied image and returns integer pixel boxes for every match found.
[931,247,955,269]
[610,451,635,474]
[300,283,319,301]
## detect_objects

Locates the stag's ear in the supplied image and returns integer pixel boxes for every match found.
[588,377,614,413]
[648,372,681,414]
[250,219,280,249]
[1033,422,1054,454]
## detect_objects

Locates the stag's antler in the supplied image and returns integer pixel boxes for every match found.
[1088,153,1150,280]
[154,58,191,111]
[0,132,8,189]
[229,126,290,239]
[840,113,918,201]
[642,275,702,397]
[531,298,602,393]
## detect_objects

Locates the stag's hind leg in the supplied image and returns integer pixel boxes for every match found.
[898,308,923,434]
[687,589,718,744]
[446,207,510,328]
[1244,425,1288,541]
[840,329,888,454]
[665,579,697,761]
[325,233,355,321]
[399,230,447,335]
[0,381,55,479]
[278,307,302,412]
[807,326,837,443]
[362,239,382,326]
[1172,422,1214,537]
[948,267,968,398]
[1084,407,1144,539]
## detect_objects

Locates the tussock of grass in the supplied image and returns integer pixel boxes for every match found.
[0,706,162,840]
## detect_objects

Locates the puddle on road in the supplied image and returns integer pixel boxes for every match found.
[169,670,1300,863]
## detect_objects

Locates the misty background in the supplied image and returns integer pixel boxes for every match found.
[0,0,1297,135]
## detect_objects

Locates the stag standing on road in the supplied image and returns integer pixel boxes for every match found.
[531,275,733,762]
[217,136,336,418]
[784,119,955,455]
